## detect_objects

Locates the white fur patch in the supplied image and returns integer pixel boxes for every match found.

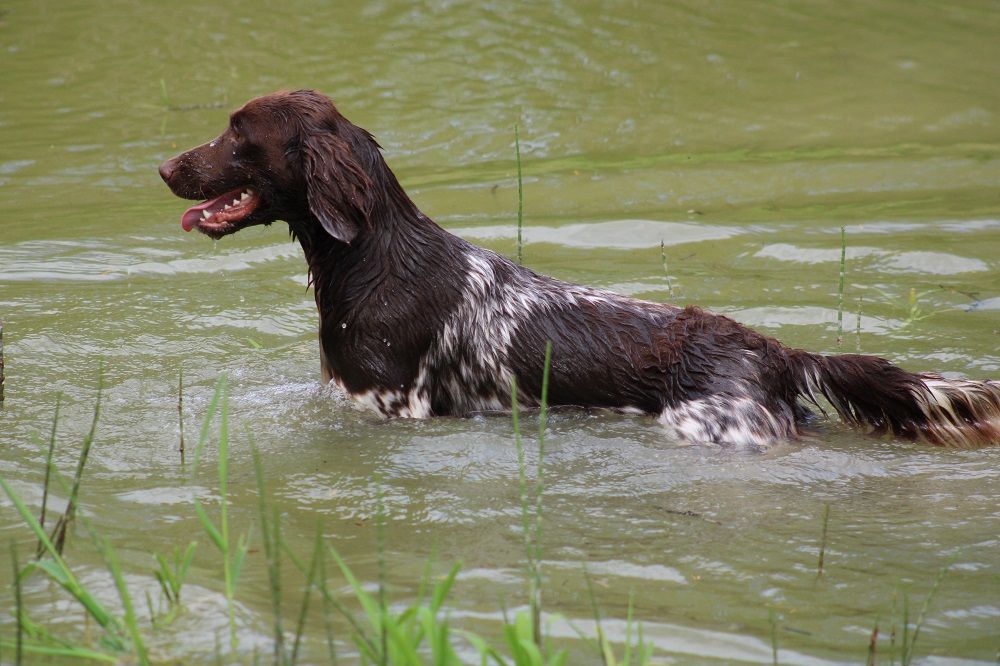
[658,394,794,449]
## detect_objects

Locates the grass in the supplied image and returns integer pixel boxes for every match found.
[837,226,846,347]
[816,503,831,576]
[50,367,102,556]
[515,124,524,266]
[866,621,879,666]
[252,438,286,662]
[0,365,965,664]
[178,367,186,465]
[150,541,197,626]
[901,564,949,666]
[872,285,943,329]
[190,376,250,652]
[510,341,553,651]
[0,472,127,657]
[9,540,22,665]
[36,394,60,557]
[1,358,663,664]
[0,319,5,405]
[769,608,779,665]
[660,240,674,297]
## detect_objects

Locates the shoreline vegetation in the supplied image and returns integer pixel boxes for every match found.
[1,367,659,665]
[1,364,950,665]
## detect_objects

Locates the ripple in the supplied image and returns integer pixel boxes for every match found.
[756,243,990,274]
[453,219,743,249]
[0,239,302,282]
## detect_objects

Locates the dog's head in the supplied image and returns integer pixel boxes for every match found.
[159,90,376,243]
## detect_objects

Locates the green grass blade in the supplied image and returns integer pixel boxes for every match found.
[193,499,224,551]
[531,341,552,644]
[192,375,225,477]
[901,591,910,665]
[817,503,831,576]
[515,123,524,265]
[281,540,376,658]
[291,524,324,665]
[511,376,538,645]
[383,616,422,665]
[455,629,507,666]
[430,562,462,614]
[328,546,383,633]
[252,439,285,664]
[232,530,250,588]
[0,477,122,644]
[38,394,61,535]
[51,371,102,555]
[0,641,117,663]
[623,590,633,666]
[154,552,177,600]
[99,537,148,664]
[177,542,196,592]
[10,540,23,665]
[906,564,949,664]
[837,225,846,346]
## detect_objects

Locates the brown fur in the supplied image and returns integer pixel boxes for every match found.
[160,90,1000,448]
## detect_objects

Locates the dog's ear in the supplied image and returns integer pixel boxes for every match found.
[301,132,373,244]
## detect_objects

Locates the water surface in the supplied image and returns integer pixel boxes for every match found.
[1,1,999,662]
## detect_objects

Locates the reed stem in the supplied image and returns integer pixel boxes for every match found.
[37,396,61,557]
[178,367,185,465]
[52,367,102,555]
[661,241,673,296]
[837,226,846,347]
[10,541,22,665]
[817,503,830,575]
[515,124,524,265]
[0,320,5,405]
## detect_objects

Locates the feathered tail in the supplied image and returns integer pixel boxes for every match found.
[792,352,1000,447]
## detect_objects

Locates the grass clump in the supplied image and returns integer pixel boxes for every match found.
[2,355,660,663]
[191,376,250,652]
[150,541,197,627]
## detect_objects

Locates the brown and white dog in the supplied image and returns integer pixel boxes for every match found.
[159,90,1000,448]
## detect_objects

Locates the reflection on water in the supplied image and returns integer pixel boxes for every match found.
[1,0,999,662]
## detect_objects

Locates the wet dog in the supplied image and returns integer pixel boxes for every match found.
[160,90,1000,448]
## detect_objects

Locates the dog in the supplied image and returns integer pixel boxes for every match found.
[159,90,1000,448]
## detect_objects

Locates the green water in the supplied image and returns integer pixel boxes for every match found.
[2,1,999,663]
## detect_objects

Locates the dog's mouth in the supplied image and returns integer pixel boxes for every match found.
[180,188,261,236]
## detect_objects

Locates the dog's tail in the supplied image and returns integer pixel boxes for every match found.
[791,351,1000,447]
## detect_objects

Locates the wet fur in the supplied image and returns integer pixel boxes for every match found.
[160,90,1000,448]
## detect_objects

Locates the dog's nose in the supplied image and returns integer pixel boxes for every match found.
[158,158,178,184]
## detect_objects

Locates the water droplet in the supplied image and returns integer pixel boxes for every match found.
[340,322,347,329]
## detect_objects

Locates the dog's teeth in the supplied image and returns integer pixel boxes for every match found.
[240,191,249,200]
[201,210,211,220]
[232,198,239,206]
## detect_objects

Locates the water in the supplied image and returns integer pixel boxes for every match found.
[1,1,999,662]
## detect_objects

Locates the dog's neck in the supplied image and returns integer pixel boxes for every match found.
[291,173,452,302]
[289,163,470,387]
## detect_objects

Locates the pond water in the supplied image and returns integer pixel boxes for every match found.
[1,1,999,663]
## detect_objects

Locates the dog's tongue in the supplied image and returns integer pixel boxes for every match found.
[181,201,212,231]
[180,191,233,231]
